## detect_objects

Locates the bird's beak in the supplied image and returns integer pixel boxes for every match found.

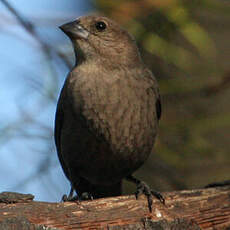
[59,21,89,40]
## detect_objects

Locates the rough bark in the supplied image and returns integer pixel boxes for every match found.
[0,186,229,230]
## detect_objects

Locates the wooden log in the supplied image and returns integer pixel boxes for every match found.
[0,186,229,229]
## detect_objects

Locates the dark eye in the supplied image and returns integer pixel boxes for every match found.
[95,21,107,31]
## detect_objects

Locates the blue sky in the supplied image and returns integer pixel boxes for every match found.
[0,0,92,201]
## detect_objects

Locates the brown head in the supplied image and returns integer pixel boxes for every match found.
[60,15,142,68]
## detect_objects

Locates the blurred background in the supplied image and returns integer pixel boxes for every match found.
[0,0,229,202]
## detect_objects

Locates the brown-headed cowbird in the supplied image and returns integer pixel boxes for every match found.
[55,15,164,211]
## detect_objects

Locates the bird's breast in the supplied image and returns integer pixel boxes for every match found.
[63,69,158,184]
[77,72,158,156]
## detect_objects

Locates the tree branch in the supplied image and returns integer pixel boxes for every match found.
[0,186,229,229]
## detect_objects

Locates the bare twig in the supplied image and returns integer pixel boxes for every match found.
[0,0,72,69]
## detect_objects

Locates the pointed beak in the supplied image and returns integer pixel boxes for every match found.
[59,21,89,40]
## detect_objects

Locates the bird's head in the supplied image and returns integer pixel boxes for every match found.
[60,15,141,67]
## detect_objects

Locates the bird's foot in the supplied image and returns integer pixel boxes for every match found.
[61,185,94,202]
[61,187,77,202]
[126,175,165,212]
[61,191,93,202]
[62,194,78,202]
[81,192,93,200]
[135,180,165,212]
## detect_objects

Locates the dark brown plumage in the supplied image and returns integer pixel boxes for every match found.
[55,15,163,210]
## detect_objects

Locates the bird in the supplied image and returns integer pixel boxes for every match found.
[55,15,164,212]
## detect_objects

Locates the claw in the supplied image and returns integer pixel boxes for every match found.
[126,175,165,212]
[147,195,153,212]
[151,190,165,205]
[81,192,93,200]
[61,187,76,202]
[61,194,68,202]
[61,186,94,202]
